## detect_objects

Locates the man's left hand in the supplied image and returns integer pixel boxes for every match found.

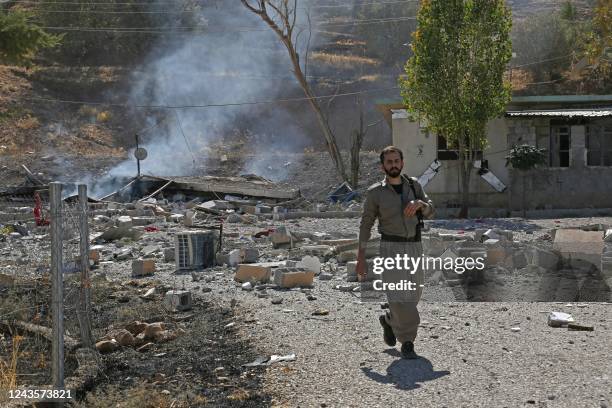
[404,200,424,217]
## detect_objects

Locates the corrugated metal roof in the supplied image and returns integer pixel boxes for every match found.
[505,108,612,118]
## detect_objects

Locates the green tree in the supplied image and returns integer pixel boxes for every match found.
[583,0,611,76]
[0,9,61,65]
[399,0,512,218]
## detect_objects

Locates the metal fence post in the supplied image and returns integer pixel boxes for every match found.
[77,184,94,349]
[50,182,64,389]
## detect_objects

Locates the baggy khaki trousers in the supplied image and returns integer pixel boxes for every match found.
[380,240,424,344]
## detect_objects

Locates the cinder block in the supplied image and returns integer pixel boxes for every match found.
[273,267,315,288]
[234,262,282,283]
[164,290,192,312]
[553,229,604,266]
[132,259,155,277]
[270,226,293,248]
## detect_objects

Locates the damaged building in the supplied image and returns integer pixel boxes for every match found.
[378,94,612,217]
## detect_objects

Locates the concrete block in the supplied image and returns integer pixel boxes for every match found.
[270,226,293,248]
[300,245,333,257]
[163,248,175,263]
[273,267,315,288]
[553,229,604,266]
[132,259,155,277]
[116,216,133,228]
[240,247,259,263]
[234,262,283,283]
[164,290,192,312]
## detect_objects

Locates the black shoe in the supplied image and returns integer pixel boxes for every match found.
[401,341,418,359]
[379,314,396,346]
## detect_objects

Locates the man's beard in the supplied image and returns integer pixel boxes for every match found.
[384,166,402,177]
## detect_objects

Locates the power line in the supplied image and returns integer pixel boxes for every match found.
[33,16,417,34]
[10,0,419,7]
[8,86,400,110]
[510,54,573,69]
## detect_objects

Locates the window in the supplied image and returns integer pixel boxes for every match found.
[550,125,571,167]
[437,134,483,161]
[586,125,612,166]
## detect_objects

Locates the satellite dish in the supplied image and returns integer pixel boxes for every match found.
[134,147,148,160]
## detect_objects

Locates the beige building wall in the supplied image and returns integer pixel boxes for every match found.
[391,110,510,208]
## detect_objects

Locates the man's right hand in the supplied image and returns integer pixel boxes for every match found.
[356,250,367,282]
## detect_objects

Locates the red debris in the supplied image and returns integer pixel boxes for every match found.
[33,192,49,226]
[144,226,159,232]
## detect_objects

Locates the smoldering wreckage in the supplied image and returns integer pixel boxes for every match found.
[0,163,611,403]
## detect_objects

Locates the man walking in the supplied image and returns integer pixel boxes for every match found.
[356,146,435,359]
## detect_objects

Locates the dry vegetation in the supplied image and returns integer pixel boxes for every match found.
[310,52,381,69]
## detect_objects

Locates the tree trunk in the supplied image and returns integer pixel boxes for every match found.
[240,1,348,182]
[285,46,348,182]
[350,130,362,188]
[349,98,365,188]
[458,146,473,219]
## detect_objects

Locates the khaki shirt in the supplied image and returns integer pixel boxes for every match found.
[358,175,435,249]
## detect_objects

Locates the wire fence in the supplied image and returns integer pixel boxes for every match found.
[0,183,94,390]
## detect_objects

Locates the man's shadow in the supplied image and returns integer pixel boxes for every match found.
[361,349,450,391]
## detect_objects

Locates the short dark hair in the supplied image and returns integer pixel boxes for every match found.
[380,146,404,163]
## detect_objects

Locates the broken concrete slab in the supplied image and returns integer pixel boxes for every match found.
[98,226,143,242]
[553,229,604,266]
[164,290,192,312]
[138,174,300,200]
[273,267,315,288]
